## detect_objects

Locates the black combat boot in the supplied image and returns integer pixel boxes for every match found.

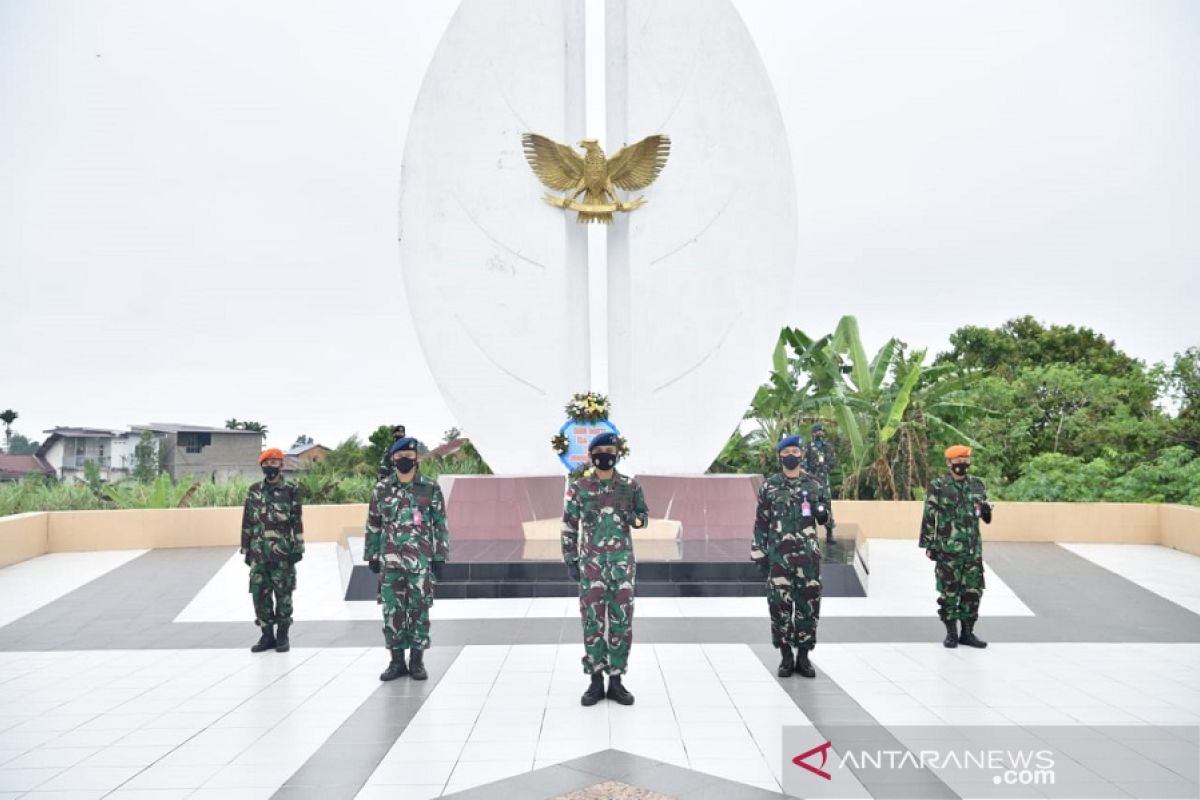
[409,648,428,681]
[795,647,816,679]
[825,525,835,545]
[581,672,605,707]
[606,675,635,705]
[777,645,795,678]
[274,623,290,653]
[250,624,275,653]
[379,649,408,681]
[942,619,959,648]
[958,619,988,649]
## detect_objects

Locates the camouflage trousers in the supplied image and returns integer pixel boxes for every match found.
[767,558,822,650]
[381,567,433,650]
[934,555,985,622]
[249,560,295,628]
[816,476,835,530]
[579,556,635,675]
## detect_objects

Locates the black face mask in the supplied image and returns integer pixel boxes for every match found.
[394,457,417,475]
[780,455,803,471]
[591,452,617,471]
[261,466,281,480]
[951,463,970,476]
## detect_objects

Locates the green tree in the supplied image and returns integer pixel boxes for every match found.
[999,453,1112,502]
[1162,347,1200,451]
[5,433,39,455]
[963,364,1167,483]
[292,434,314,448]
[131,430,159,483]
[225,419,268,435]
[0,409,17,452]
[313,436,369,476]
[739,317,987,499]
[936,316,1141,378]
[365,425,395,469]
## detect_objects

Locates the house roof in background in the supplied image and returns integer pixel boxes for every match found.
[0,454,55,479]
[285,443,330,456]
[41,427,123,438]
[131,423,263,434]
[427,438,467,459]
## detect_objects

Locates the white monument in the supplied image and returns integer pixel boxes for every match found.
[400,0,796,475]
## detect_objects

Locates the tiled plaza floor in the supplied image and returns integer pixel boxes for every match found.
[0,539,1197,798]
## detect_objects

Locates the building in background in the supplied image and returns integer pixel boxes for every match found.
[0,454,55,483]
[38,423,262,483]
[37,427,129,482]
[130,423,262,482]
[286,442,331,465]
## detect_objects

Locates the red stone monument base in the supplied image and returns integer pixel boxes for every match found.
[439,473,764,542]
[439,475,566,541]
[636,474,764,540]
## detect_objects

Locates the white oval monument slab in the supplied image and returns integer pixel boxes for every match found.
[400,0,796,474]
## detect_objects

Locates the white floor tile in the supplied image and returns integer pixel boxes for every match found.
[79,746,173,768]
[365,758,456,785]
[2,748,98,769]
[0,767,63,791]
[36,765,143,792]
[1063,543,1200,615]
[0,550,146,628]
[356,784,444,800]
[442,759,531,795]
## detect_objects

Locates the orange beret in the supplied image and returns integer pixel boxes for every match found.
[944,445,972,460]
[258,448,285,464]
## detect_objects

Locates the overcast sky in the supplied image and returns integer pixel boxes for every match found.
[2,0,1197,451]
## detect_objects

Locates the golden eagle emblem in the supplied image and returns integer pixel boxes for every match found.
[521,133,670,224]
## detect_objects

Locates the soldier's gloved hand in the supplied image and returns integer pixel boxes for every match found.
[288,553,302,564]
[241,548,252,566]
[368,557,381,574]
[631,516,646,529]
[432,561,445,581]
[979,501,993,524]
[815,504,830,526]
[566,561,581,582]
[925,548,938,561]
[756,560,769,578]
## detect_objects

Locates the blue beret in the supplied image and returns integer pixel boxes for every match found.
[777,434,804,452]
[388,437,420,456]
[589,432,619,451]
[810,423,824,433]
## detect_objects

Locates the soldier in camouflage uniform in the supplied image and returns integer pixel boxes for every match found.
[377,424,407,483]
[364,436,448,681]
[919,444,992,649]
[752,435,829,678]
[805,423,837,544]
[562,432,648,706]
[240,447,304,654]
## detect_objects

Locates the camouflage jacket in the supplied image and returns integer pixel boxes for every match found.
[805,439,837,480]
[561,472,649,564]
[752,473,827,566]
[363,473,449,571]
[241,479,305,563]
[919,474,989,558]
